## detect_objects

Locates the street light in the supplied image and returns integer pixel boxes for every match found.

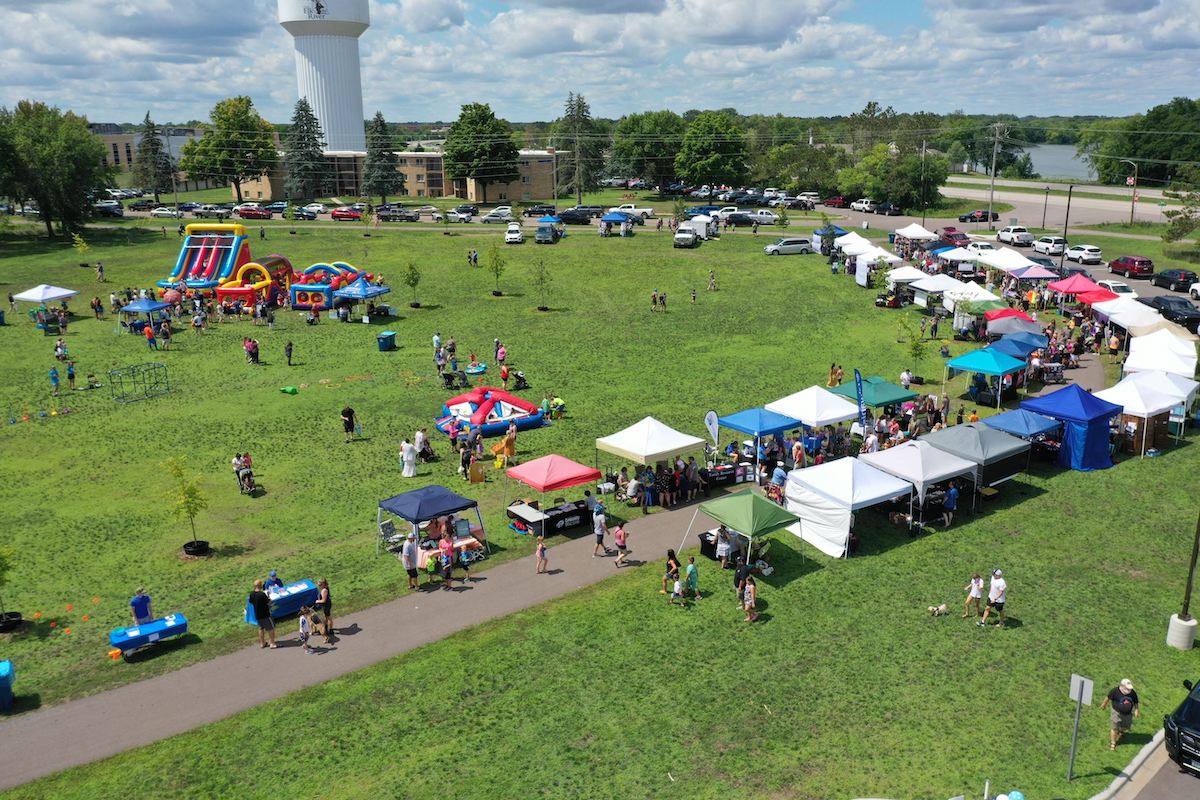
[1041,186,1050,229]
[1119,159,1138,226]
[1059,184,1074,270]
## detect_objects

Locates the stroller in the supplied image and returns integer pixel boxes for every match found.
[238,467,257,495]
[442,370,472,390]
[512,371,530,391]
[1040,362,1066,384]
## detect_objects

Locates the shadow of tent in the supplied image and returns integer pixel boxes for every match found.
[122,632,200,663]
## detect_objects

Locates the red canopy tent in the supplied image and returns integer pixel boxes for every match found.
[507,454,601,492]
[1047,273,1102,294]
[984,307,1034,322]
[1076,289,1119,305]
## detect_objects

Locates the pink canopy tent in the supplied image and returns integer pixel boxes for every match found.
[1077,289,1119,305]
[507,454,601,492]
[984,307,1033,322]
[1047,272,1102,294]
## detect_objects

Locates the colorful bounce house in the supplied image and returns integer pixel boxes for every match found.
[158,223,252,291]
[291,262,377,311]
[216,256,294,307]
[436,387,546,437]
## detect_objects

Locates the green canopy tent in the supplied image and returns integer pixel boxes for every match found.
[677,489,801,568]
[830,376,919,408]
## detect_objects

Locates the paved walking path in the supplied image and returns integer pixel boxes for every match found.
[0,499,720,790]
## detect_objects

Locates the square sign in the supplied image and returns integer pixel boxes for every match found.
[1069,673,1094,706]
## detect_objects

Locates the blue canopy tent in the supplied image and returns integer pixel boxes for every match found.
[376,485,486,555]
[333,277,391,301]
[717,407,802,480]
[538,215,562,223]
[945,348,1028,408]
[1005,331,1049,351]
[981,408,1062,438]
[1020,384,1122,470]
[813,225,848,237]
[118,298,171,334]
[987,338,1036,359]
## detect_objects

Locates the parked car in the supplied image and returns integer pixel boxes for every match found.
[330,206,361,221]
[1107,255,1154,278]
[609,203,655,219]
[558,209,594,225]
[874,202,903,216]
[568,205,604,218]
[958,209,1000,223]
[965,242,995,255]
[480,209,513,224]
[941,229,970,246]
[673,228,700,248]
[504,222,524,244]
[1191,282,1200,302]
[1028,255,1058,271]
[150,206,183,218]
[608,210,644,226]
[724,212,759,228]
[1164,677,1200,774]
[1065,244,1103,264]
[522,204,554,217]
[128,199,156,212]
[289,207,317,220]
[454,204,479,216]
[1033,236,1066,255]
[237,206,272,219]
[850,198,877,212]
[763,237,813,256]
[823,195,847,207]
[997,226,1034,246]
[1097,280,1138,299]
[178,202,201,212]
[194,204,231,219]
[93,202,124,218]
[1054,264,1092,280]
[1151,268,1199,292]
[264,201,289,213]
[1139,295,1200,331]
[378,207,419,222]
[303,203,328,215]
[535,224,560,244]
[444,209,472,223]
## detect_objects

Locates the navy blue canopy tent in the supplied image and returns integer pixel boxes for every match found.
[813,225,848,237]
[1020,384,1122,471]
[981,409,1061,439]
[376,485,486,554]
[333,277,391,301]
[118,298,171,334]
[987,338,1037,359]
[601,212,631,223]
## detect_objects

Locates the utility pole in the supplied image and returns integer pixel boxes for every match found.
[573,104,583,207]
[165,128,180,214]
[1060,184,1075,270]
[920,139,927,228]
[1120,159,1138,225]
[986,123,1001,231]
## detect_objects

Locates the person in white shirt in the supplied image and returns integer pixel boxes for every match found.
[900,369,913,389]
[861,431,879,454]
[979,569,1007,627]
[401,533,419,590]
[963,573,984,618]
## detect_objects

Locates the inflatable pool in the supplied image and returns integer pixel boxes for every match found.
[464,364,487,375]
[436,386,546,437]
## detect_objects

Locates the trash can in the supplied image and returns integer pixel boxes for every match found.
[0,309,6,325]
[376,331,396,352]
[888,233,896,244]
[0,660,13,713]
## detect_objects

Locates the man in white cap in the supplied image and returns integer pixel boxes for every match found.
[978,569,1007,628]
[1099,679,1140,751]
[401,532,420,590]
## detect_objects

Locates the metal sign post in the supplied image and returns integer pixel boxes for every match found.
[1067,673,1093,781]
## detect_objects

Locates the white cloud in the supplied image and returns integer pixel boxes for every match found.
[397,0,466,33]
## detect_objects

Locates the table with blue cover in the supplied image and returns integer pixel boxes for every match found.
[109,613,188,655]
[244,579,319,624]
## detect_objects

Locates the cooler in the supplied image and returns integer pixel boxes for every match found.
[377,331,397,352]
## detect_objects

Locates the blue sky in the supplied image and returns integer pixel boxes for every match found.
[0,0,1197,125]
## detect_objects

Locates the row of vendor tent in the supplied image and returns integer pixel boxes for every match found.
[1125,329,1199,378]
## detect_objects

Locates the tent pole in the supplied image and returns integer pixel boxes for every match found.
[376,507,383,556]
[677,505,702,556]
[475,506,489,553]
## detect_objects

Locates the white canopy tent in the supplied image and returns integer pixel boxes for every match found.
[1123,346,1197,379]
[856,246,902,268]
[894,223,938,241]
[1092,297,1162,330]
[886,265,928,285]
[595,416,706,465]
[911,273,967,309]
[1129,328,1197,359]
[944,281,1000,313]
[835,231,871,249]
[859,441,977,502]
[13,284,79,304]
[935,247,979,264]
[1127,318,1199,341]
[765,386,859,428]
[1095,378,1182,456]
[841,240,876,257]
[977,248,1036,273]
[784,457,912,558]
[1124,370,1199,408]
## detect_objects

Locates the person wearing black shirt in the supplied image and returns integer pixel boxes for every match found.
[248,579,276,649]
[733,557,751,605]
[1100,679,1140,751]
[341,406,357,443]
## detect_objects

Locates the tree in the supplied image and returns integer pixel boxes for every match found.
[611,111,686,193]
[363,111,404,203]
[1000,152,1039,180]
[0,101,110,237]
[402,262,421,306]
[1079,98,1200,185]
[1163,167,1200,242]
[945,141,969,173]
[848,101,897,152]
[71,233,89,264]
[179,96,277,203]
[131,113,176,203]
[837,144,949,212]
[529,257,552,310]
[442,103,519,204]
[486,243,506,295]
[549,93,605,204]
[674,111,748,188]
[281,98,329,201]
[164,457,208,550]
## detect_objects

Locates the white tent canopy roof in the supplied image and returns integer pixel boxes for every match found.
[912,274,968,294]
[1124,370,1199,407]
[596,416,706,465]
[1095,379,1180,418]
[887,265,928,284]
[947,282,1000,302]
[691,214,712,223]
[786,457,912,511]
[13,284,79,303]
[1093,298,1162,330]
[936,247,979,262]
[765,386,859,427]
[835,231,871,248]
[857,246,902,263]
[859,441,977,501]
[1130,328,1197,358]
[841,240,876,256]
[894,223,939,240]
[977,248,1036,272]
[1123,346,1198,379]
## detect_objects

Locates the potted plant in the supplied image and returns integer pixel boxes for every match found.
[0,547,21,632]
[529,257,552,311]
[403,262,422,308]
[164,458,210,556]
[486,244,506,297]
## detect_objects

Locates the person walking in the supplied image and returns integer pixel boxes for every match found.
[708,270,716,291]
[685,556,701,599]
[613,523,630,568]
[144,322,157,351]
[1099,679,1140,751]
[978,569,1007,628]
[941,480,959,528]
[341,405,357,443]
[742,575,759,622]
[315,578,333,643]
[962,573,984,618]
[400,438,418,478]
[66,361,76,391]
[49,366,60,397]
[535,535,548,574]
[285,340,294,366]
[660,549,681,594]
[298,606,315,654]
[248,580,277,649]
[591,500,609,557]
[402,533,420,589]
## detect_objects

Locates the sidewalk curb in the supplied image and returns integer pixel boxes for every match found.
[1088,728,1164,800]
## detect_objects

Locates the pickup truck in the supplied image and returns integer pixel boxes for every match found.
[193,204,231,219]
[608,203,654,219]
[567,205,604,218]
[997,226,1033,246]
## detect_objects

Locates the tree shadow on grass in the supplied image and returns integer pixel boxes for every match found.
[209,542,253,558]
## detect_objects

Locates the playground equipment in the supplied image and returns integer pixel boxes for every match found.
[290,262,370,310]
[158,224,252,290]
[216,255,294,307]
[108,363,170,403]
[436,386,546,438]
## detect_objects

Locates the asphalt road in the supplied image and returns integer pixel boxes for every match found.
[947,175,1171,201]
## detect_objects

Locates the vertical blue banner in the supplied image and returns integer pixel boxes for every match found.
[853,368,868,428]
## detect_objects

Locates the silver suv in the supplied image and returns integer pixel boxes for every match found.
[763,237,813,256]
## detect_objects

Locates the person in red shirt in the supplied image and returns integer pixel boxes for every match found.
[143,322,158,350]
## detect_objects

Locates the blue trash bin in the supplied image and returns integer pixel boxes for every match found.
[888,233,896,244]
[376,331,396,352]
[0,309,6,325]
[0,660,13,712]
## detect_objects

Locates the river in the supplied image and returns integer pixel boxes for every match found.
[1025,144,1095,181]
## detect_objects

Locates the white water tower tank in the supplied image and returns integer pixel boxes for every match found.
[278,0,369,153]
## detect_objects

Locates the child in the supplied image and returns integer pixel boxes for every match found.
[743,575,758,622]
[963,573,984,618]
[49,366,60,396]
[612,524,629,568]
[685,556,701,599]
[691,288,697,304]
[669,575,685,607]
[459,548,473,582]
[535,535,548,574]
[298,606,315,654]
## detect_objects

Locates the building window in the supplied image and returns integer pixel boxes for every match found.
[398,158,407,165]
[520,160,530,166]
[124,143,133,164]
[521,176,530,184]
[416,174,424,183]
[417,189,425,197]
[112,143,120,165]
[498,192,508,201]
[521,192,531,201]
[415,158,424,165]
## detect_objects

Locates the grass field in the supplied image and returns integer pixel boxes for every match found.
[2,218,1198,799]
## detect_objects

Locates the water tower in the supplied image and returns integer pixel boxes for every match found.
[278,0,369,153]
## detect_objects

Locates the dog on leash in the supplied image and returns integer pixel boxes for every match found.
[927,603,948,616]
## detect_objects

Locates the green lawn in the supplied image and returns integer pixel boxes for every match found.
[2,219,1197,799]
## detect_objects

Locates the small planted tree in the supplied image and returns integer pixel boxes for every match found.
[529,258,552,311]
[284,203,296,235]
[486,244,506,296]
[72,233,89,266]
[360,206,374,237]
[164,458,210,556]
[776,206,790,227]
[0,546,20,631]
[402,262,422,308]
[673,198,688,223]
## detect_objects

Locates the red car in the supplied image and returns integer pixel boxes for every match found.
[1108,255,1154,278]
[823,195,847,207]
[940,227,970,245]
[331,207,362,221]
[237,207,272,220]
